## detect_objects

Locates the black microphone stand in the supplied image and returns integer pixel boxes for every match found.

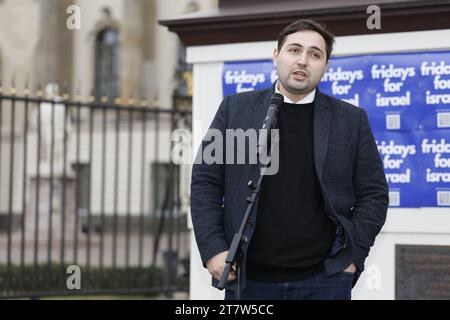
[218,102,281,300]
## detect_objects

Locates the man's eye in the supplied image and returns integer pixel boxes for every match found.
[312,52,321,59]
[289,48,299,54]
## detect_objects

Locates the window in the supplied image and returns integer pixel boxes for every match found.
[95,28,120,100]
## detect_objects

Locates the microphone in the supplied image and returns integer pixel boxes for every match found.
[257,93,284,155]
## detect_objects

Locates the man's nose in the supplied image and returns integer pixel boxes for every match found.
[296,52,308,66]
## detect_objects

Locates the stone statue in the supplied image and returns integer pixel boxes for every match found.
[39,83,71,176]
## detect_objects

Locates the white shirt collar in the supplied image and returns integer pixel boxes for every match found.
[275,81,316,104]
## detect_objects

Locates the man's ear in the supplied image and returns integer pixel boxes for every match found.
[273,48,279,67]
[321,60,330,77]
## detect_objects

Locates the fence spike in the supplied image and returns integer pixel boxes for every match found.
[153,90,160,108]
[24,74,30,96]
[36,77,43,97]
[88,95,95,103]
[75,81,81,96]
[62,81,69,100]
[11,73,17,95]
[74,81,81,101]
[89,88,96,103]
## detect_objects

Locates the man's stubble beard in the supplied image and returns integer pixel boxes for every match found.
[283,78,314,96]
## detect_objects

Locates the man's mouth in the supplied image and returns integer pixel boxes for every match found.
[292,70,308,80]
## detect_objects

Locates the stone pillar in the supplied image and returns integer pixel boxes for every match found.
[34,0,73,91]
[121,0,145,101]
[142,0,157,102]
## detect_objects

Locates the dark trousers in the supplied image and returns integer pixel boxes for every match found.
[225,271,354,300]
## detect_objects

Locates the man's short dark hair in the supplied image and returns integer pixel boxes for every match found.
[277,19,335,61]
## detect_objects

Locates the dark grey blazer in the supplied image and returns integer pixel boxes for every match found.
[190,85,389,290]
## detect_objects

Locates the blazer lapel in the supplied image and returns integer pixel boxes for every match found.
[254,85,275,133]
[313,90,333,182]
[252,85,274,181]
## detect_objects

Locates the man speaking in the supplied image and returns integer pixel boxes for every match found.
[190,19,389,300]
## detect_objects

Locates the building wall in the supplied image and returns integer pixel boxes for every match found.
[0,0,218,220]
[0,0,40,215]
[156,0,218,107]
[71,0,218,105]
[0,0,40,88]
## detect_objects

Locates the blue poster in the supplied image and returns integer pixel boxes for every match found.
[319,55,367,108]
[375,131,421,207]
[222,60,276,96]
[417,52,450,131]
[359,53,421,132]
[221,50,450,207]
[419,130,450,207]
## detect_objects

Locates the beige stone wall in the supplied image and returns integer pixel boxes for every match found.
[0,0,219,102]
[155,0,218,108]
[0,0,218,218]
[0,0,40,89]
[33,0,74,91]
[0,0,40,214]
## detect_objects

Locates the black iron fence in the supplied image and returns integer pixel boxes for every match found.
[0,85,192,299]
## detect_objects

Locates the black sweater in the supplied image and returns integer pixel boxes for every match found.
[246,101,336,282]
